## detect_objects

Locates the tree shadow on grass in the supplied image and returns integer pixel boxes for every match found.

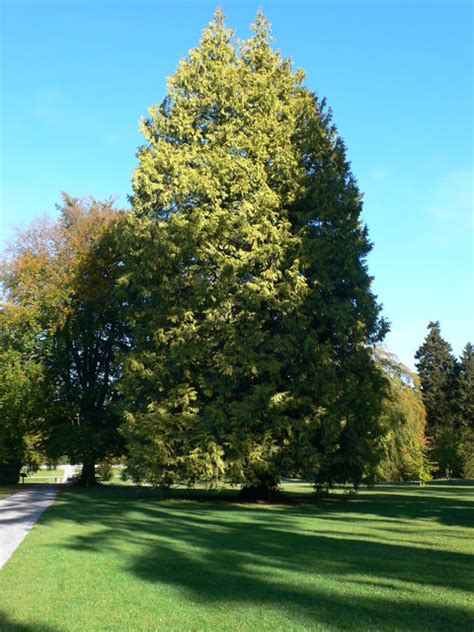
[128,532,473,631]
[99,481,474,527]
[38,487,474,631]
[0,611,60,632]
[345,486,473,529]
[269,484,473,530]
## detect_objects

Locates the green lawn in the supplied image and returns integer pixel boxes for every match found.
[0,482,473,631]
[103,466,135,486]
[25,468,64,484]
[0,468,64,495]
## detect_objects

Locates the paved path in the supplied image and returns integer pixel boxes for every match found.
[0,485,58,569]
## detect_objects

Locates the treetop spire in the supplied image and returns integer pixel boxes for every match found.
[251,8,274,42]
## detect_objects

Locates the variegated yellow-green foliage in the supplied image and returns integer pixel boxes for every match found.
[120,11,387,494]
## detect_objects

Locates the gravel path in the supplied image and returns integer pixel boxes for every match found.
[0,485,58,569]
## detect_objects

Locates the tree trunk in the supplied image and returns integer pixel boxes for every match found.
[238,474,281,502]
[79,456,97,487]
[0,459,22,485]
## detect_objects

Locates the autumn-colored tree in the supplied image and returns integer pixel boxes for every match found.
[0,195,126,485]
[0,230,51,483]
[375,350,432,482]
[120,11,387,496]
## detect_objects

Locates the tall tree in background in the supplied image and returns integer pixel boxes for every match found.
[458,343,474,477]
[415,321,462,476]
[120,11,387,496]
[1,196,126,485]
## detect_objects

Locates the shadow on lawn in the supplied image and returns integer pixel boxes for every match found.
[0,610,60,632]
[347,484,473,529]
[39,485,474,631]
[306,495,473,532]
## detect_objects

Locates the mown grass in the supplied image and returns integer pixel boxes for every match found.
[0,482,473,631]
[0,469,64,496]
[25,469,64,484]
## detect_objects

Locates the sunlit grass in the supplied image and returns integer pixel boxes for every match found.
[0,482,472,631]
[25,468,64,484]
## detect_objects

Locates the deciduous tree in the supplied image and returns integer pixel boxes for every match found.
[1,196,126,485]
[375,350,431,482]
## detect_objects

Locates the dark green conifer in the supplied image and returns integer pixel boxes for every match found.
[415,321,462,476]
[458,343,474,476]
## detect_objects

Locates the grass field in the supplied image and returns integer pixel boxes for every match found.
[25,468,64,484]
[0,469,64,496]
[0,482,472,631]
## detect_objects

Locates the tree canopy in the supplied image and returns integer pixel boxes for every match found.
[4,12,465,492]
[375,349,431,482]
[119,10,387,495]
[457,343,474,477]
[0,195,126,485]
[415,321,464,476]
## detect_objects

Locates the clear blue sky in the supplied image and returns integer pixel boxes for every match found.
[1,0,472,369]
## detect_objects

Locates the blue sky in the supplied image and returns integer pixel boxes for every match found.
[1,0,472,368]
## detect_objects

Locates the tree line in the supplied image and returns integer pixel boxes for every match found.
[0,12,471,495]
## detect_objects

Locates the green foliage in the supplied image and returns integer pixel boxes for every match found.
[375,350,432,482]
[415,322,463,476]
[97,461,113,482]
[458,343,474,422]
[120,11,387,492]
[1,195,126,485]
[0,310,45,483]
[458,343,474,477]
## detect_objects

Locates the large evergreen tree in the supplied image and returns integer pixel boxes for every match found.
[415,321,462,476]
[120,11,387,495]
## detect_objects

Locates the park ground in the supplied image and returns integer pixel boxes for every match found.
[0,481,472,631]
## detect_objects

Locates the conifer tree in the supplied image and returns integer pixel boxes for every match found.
[458,343,474,477]
[121,11,387,495]
[415,321,461,476]
[458,343,474,426]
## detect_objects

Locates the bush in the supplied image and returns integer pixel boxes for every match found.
[97,461,113,482]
